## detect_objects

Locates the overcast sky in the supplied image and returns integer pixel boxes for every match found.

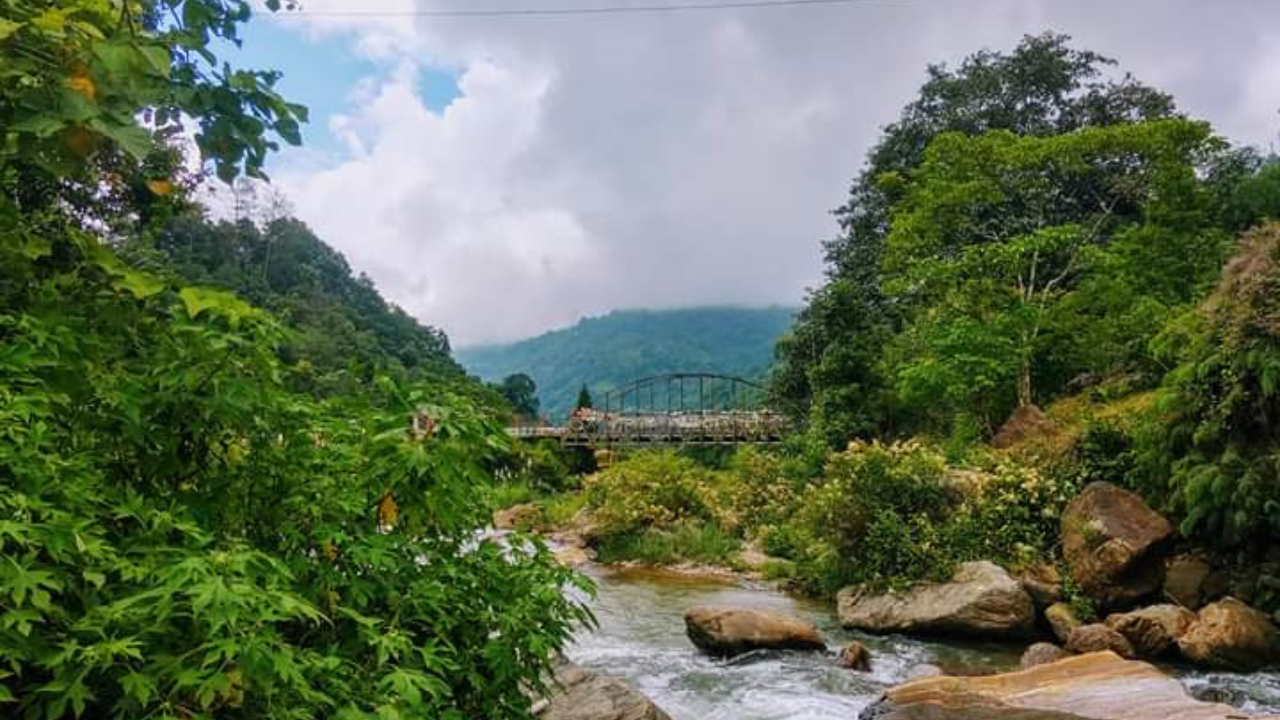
[228,0,1280,346]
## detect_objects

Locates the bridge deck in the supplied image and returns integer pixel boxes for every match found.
[508,411,787,447]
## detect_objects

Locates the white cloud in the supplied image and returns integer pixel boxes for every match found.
[251,0,1280,345]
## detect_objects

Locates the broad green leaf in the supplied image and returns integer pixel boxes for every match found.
[111,269,166,300]
[0,19,21,41]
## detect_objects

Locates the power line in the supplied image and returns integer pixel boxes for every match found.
[280,0,897,19]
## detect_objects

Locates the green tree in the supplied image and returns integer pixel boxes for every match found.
[124,213,466,395]
[0,2,591,717]
[775,32,1178,444]
[881,119,1226,426]
[575,383,594,410]
[498,373,541,419]
[2,0,306,233]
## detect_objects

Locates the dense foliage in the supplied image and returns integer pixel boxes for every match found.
[764,32,1280,593]
[1138,223,1280,547]
[2,0,305,230]
[758,442,1075,593]
[770,33,1239,445]
[881,118,1227,432]
[458,307,796,420]
[571,442,1072,593]
[1,238,590,719]
[493,373,541,421]
[123,215,465,395]
[1,2,591,717]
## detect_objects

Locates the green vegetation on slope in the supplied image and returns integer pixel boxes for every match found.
[764,32,1280,584]
[771,32,1273,447]
[0,3,587,717]
[124,214,470,397]
[458,306,796,420]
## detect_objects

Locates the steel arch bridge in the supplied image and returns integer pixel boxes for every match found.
[508,372,790,447]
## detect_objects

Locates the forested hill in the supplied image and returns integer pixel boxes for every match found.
[127,214,467,394]
[456,307,796,420]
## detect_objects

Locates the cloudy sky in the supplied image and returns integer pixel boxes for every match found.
[224,0,1280,346]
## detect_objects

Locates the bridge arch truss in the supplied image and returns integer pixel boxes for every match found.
[559,372,787,447]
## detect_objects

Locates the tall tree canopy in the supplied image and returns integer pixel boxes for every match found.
[497,373,541,420]
[576,383,594,410]
[882,119,1227,428]
[772,32,1198,446]
[125,214,465,396]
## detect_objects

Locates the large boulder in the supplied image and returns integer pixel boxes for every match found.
[1164,554,1214,609]
[1015,563,1063,608]
[837,561,1035,639]
[858,651,1263,720]
[1177,597,1280,670]
[536,660,672,720]
[683,606,825,656]
[494,503,542,530]
[1066,623,1136,659]
[990,404,1058,450]
[1106,604,1196,658]
[1061,482,1174,608]
[1044,602,1082,644]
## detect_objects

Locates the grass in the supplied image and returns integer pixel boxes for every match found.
[489,482,536,509]
[594,522,741,566]
[540,491,588,527]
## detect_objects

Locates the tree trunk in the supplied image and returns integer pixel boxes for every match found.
[1017,360,1033,408]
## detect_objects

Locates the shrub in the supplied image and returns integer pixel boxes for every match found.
[776,440,1070,594]
[1137,223,1280,547]
[497,439,575,494]
[780,440,955,592]
[584,452,722,537]
[946,462,1078,568]
[539,491,590,529]
[802,440,953,555]
[0,239,590,719]
[723,446,803,535]
[594,522,740,566]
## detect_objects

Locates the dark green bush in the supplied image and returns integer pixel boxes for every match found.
[1138,223,1280,547]
[774,441,1070,594]
[0,238,591,719]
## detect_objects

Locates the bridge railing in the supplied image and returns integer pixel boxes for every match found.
[504,373,791,446]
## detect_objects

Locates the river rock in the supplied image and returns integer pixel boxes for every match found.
[536,660,672,720]
[554,546,593,567]
[1016,563,1063,607]
[990,404,1058,450]
[1164,554,1214,609]
[683,606,825,656]
[837,561,1034,639]
[858,651,1260,720]
[1177,597,1280,670]
[1106,604,1195,658]
[1066,623,1136,658]
[1061,482,1173,608]
[1020,642,1071,668]
[838,640,871,671]
[494,503,541,530]
[1044,602,1082,643]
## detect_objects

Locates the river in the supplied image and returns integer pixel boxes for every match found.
[565,565,1280,720]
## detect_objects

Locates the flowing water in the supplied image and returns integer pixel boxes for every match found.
[565,565,1280,720]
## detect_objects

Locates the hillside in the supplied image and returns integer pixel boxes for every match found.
[457,307,796,420]
[127,214,469,396]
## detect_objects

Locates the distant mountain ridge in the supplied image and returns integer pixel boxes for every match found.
[456,307,796,421]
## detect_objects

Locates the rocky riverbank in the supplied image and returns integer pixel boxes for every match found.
[501,475,1280,719]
